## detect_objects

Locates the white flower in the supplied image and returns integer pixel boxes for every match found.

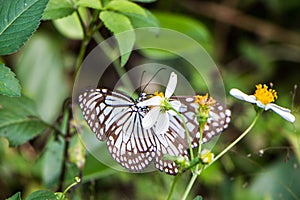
[230,84,295,123]
[137,72,181,135]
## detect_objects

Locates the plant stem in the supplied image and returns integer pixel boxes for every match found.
[206,111,261,168]
[181,111,261,199]
[181,123,205,200]
[60,177,81,200]
[166,109,194,200]
[182,168,202,200]
[75,9,87,38]
[166,175,179,200]
[58,105,71,191]
[196,122,205,164]
[74,9,101,76]
[172,108,194,160]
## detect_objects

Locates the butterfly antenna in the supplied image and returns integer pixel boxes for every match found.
[141,68,166,92]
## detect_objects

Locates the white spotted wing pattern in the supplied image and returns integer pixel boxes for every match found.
[78,88,231,175]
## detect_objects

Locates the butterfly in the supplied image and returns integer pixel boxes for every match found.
[78,88,231,175]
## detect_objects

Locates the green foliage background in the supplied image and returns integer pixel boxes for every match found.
[0,0,300,199]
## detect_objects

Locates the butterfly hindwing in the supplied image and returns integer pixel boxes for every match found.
[172,96,231,146]
[79,89,159,172]
[105,110,158,172]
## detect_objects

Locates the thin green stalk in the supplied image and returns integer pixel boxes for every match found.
[166,175,179,200]
[75,9,87,38]
[166,109,194,200]
[75,37,89,75]
[57,107,71,192]
[74,9,101,75]
[206,111,261,168]
[181,111,262,199]
[59,177,81,200]
[181,124,205,200]
[182,167,203,200]
[196,123,205,162]
[172,108,194,160]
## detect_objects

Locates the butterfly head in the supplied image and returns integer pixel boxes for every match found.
[137,92,148,103]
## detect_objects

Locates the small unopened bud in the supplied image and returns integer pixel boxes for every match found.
[200,149,214,164]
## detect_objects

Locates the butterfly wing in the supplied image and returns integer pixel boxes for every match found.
[105,109,158,172]
[154,126,190,175]
[79,88,157,171]
[171,96,231,145]
[79,90,231,175]
[153,96,231,174]
[79,88,135,141]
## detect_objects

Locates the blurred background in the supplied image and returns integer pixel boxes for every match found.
[1,0,300,199]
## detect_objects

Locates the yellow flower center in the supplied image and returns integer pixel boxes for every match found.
[195,94,216,106]
[153,91,171,112]
[254,84,278,105]
[195,94,216,127]
[154,91,164,98]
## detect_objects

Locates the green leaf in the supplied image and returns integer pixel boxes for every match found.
[76,0,102,9]
[26,190,56,200]
[0,95,47,147]
[15,33,70,122]
[0,63,21,97]
[105,1,159,28]
[0,0,49,55]
[124,9,159,28]
[105,0,146,16]
[53,7,88,39]
[130,0,157,2]
[7,192,21,200]
[43,0,75,20]
[54,193,67,200]
[42,136,64,188]
[100,11,135,67]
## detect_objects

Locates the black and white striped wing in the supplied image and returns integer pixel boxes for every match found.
[153,96,231,174]
[172,96,231,146]
[154,125,190,175]
[79,89,157,171]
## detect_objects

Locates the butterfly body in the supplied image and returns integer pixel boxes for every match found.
[79,88,230,174]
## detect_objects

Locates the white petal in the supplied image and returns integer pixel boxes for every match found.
[168,100,181,115]
[255,100,266,109]
[265,103,295,122]
[171,100,181,110]
[168,110,177,116]
[142,107,160,129]
[137,96,162,107]
[155,112,169,135]
[165,72,177,98]
[229,88,257,104]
